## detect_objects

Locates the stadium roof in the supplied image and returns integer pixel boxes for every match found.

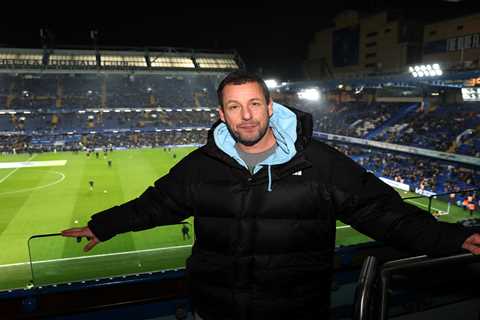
[282,69,480,92]
[0,47,242,73]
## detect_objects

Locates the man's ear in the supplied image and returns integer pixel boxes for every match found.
[218,106,225,122]
[268,99,273,117]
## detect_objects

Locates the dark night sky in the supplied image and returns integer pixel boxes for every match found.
[1,1,480,80]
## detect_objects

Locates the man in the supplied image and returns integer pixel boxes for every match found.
[62,71,480,320]
[181,222,191,240]
[88,180,94,191]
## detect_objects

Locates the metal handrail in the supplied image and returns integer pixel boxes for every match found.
[353,256,379,320]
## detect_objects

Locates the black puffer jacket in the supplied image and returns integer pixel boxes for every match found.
[89,107,472,320]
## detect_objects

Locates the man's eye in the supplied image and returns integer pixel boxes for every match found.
[229,105,239,110]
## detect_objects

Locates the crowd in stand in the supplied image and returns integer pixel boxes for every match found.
[0,109,217,133]
[328,142,479,195]
[81,131,207,149]
[0,134,30,153]
[0,73,220,111]
[300,100,480,156]
[311,102,404,138]
[374,104,480,152]
[0,130,208,154]
[0,72,219,153]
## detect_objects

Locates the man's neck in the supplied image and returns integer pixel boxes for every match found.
[236,128,276,154]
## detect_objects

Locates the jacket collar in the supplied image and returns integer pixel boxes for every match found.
[202,103,313,167]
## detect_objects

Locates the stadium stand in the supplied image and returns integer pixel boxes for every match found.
[1,46,480,320]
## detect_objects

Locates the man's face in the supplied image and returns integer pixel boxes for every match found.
[218,82,273,146]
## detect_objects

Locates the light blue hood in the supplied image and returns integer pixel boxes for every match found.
[213,102,298,191]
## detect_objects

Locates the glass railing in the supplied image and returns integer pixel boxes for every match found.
[22,226,194,288]
[354,252,480,320]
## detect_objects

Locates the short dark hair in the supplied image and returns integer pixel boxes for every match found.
[217,71,270,108]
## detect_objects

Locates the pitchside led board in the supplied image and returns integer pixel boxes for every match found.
[332,26,360,68]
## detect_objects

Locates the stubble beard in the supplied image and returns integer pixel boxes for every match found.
[225,120,270,147]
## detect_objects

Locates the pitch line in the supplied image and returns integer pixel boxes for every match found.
[0,244,193,268]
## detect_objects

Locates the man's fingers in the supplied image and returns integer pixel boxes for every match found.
[468,233,480,245]
[61,226,99,251]
[462,233,480,255]
[84,239,98,252]
[464,242,480,255]
[61,228,88,237]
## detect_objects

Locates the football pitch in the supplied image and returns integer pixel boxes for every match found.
[0,148,474,291]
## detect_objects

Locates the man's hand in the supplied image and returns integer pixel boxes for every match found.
[462,233,480,255]
[61,227,100,252]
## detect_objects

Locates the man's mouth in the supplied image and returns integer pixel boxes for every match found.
[239,123,257,129]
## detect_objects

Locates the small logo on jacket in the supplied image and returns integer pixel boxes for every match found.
[292,171,302,176]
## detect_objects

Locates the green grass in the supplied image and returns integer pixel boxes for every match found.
[0,148,475,291]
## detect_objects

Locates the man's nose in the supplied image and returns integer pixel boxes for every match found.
[241,106,252,120]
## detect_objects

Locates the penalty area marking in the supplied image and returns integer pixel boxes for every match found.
[0,170,66,196]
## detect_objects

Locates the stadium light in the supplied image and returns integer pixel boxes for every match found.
[408,63,443,78]
[265,79,278,89]
[297,88,320,101]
